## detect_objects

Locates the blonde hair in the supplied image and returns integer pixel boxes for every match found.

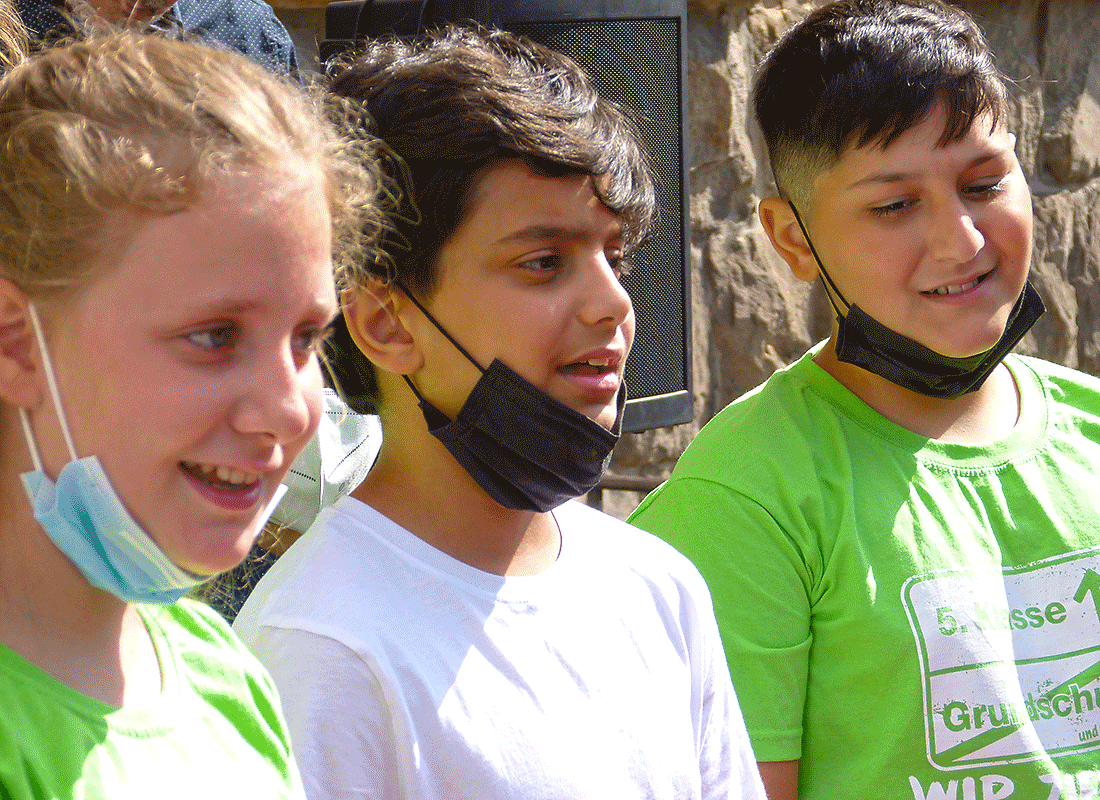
[0,0,26,69]
[0,31,384,304]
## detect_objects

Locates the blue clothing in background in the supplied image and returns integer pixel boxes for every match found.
[16,0,298,75]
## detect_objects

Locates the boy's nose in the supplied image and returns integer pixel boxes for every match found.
[928,200,986,264]
[578,253,633,328]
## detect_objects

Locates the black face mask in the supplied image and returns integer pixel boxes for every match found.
[398,284,624,512]
[789,203,1044,399]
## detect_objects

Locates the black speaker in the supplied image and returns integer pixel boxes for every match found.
[323,0,692,433]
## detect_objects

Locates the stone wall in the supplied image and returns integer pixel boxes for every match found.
[600,0,1100,518]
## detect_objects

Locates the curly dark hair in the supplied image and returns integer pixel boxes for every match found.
[325,24,655,412]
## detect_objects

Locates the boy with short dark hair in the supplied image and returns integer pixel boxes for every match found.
[234,25,765,800]
[630,1,1100,798]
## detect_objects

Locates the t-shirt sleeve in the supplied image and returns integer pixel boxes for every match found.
[243,625,400,800]
[630,476,814,762]
[687,567,768,799]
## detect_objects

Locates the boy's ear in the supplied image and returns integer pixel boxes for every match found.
[0,279,44,407]
[758,197,820,284]
[341,282,424,375]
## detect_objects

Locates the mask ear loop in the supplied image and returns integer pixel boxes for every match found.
[16,409,43,473]
[393,280,489,406]
[394,280,487,372]
[17,302,79,473]
[787,201,853,322]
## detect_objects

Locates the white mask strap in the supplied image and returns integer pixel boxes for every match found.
[19,302,79,470]
[17,408,43,472]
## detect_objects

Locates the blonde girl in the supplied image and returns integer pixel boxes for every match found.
[0,32,380,798]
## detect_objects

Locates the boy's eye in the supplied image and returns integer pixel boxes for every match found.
[187,324,236,351]
[963,177,1007,198]
[869,198,914,218]
[518,254,560,273]
[609,252,631,279]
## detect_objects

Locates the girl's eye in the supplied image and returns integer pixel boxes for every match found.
[187,324,235,351]
[293,324,334,354]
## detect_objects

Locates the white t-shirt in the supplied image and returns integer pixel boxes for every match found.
[234,497,764,800]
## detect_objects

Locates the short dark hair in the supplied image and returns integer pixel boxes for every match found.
[326,24,655,412]
[752,0,1008,210]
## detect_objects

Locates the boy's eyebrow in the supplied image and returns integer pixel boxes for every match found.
[844,152,1006,190]
[494,222,624,245]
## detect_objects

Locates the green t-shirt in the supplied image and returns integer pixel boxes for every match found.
[631,352,1100,800]
[0,598,304,800]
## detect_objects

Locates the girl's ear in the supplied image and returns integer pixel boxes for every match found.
[758,197,821,284]
[0,279,43,407]
[341,281,424,376]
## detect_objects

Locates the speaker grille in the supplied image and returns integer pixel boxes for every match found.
[508,17,688,404]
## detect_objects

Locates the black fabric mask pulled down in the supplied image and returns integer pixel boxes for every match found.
[397,283,624,512]
[789,203,1044,400]
[834,283,1044,399]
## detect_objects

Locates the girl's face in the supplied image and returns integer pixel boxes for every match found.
[31,166,338,575]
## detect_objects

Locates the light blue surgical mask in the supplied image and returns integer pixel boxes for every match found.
[17,303,286,605]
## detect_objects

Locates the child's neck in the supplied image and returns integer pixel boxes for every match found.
[352,411,563,577]
[0,497,161,708]
[814,342,1021,444]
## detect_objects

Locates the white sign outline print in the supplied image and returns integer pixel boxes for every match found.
[902,546,1100,771]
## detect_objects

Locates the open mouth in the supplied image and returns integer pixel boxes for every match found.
[179,461,261,492]
[557,358,614,376]
[923,270,993,296]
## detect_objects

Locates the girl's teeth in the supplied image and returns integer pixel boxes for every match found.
[585,359,611,367]
[215,466,251,484]
[183,461,255,485]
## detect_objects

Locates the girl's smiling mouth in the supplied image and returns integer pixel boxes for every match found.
[179,461,264,509]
